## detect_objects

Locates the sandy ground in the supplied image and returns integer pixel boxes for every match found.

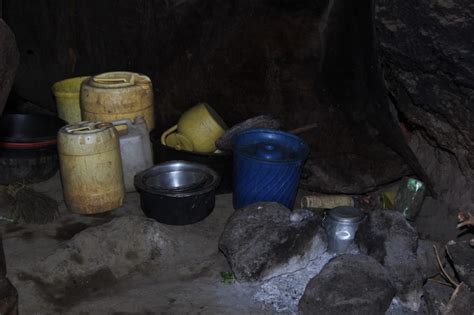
[0,174,271,314]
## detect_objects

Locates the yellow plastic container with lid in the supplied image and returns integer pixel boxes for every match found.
[52,76,90,123]
[58,121,125,214]
[80,71,155,130]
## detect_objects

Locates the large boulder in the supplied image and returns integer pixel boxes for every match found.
[218,202,324,281]
[298,254,396,315]
[357,210,423,311]
[0,19,19,115]
[20,216,177,302]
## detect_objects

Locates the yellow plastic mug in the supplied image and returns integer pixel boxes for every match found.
[161,103,227,153]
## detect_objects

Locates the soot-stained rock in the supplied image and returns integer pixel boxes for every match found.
[357,210,423,311]
[446,240,474,289]
[298,254,396,315]
[218,202,323,281]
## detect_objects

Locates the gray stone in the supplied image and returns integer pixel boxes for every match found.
[417,239,443,280]
[0,19,19,115]
[24,216,177,296]
[218,202,323,281]
[446,240,474,289]
[357,210,423,311]
[423,280,454,315]
[0,278,18,315]
[0,237,17,315]
[298,254,396,315]
[443,283,473,315]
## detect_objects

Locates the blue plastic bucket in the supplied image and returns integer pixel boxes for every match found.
[232,128,309,209]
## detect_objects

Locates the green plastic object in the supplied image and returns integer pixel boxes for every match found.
[394,177,426,221]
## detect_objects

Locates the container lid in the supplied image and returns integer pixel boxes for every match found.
[232,128,309,163]
[61,121,113,135]
[328,206,364,223]
[89,71,151,89]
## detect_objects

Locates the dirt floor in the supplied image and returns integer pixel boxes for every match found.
[0,174,272,314]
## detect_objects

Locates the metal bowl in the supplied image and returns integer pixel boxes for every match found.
[143,161,212,192]
[134,161,221,225]
[150,129,233,194]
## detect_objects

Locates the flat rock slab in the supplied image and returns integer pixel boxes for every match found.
[298,254,396,315]
[357,210,423,311]
[446,240,474,289]
[219,202,323,281]
[18,215,177,303]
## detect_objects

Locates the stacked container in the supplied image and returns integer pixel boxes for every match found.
[80,71,155,130]
[58,121,124,214]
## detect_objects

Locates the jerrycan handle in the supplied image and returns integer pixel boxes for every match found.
[112,119,133,135]
[161,124,178,146]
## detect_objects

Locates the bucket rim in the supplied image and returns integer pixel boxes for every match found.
[232,128,310,163]
[52,76,91,95]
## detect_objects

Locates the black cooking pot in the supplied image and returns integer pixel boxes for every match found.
[0,114,66,142]
[0,114,67,184]
[135,161,220,225]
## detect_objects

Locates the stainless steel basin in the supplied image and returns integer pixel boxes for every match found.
[134,160,221,225]
[145,170,208,191]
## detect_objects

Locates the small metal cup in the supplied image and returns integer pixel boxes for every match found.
[323,206,365,254]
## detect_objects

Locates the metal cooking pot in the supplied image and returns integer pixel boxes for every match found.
[134,161,221,225]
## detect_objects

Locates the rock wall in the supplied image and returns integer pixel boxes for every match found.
[375,0,474,208]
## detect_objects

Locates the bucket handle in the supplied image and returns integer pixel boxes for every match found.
[112,119,133,134]
[160,124,178,146]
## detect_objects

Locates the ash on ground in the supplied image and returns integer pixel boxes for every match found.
[254,245,359,313]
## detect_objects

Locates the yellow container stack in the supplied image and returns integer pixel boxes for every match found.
[58,121,125,214]
[80,71,155,130]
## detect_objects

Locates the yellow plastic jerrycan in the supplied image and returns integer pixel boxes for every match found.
[58,121,125,214]
[80,71,155,130]
[52,76,90,123]
[161,103,227,153]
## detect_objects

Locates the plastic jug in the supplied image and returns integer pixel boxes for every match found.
[58,121,124,214]
[232,129,309,209]
[112,116,153,192]
[80,71,155,130]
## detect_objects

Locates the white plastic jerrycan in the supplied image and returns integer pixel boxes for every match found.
[112,116,153,192]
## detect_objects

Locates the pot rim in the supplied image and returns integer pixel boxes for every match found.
[0,139,57,149]
[134,160,221,197]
